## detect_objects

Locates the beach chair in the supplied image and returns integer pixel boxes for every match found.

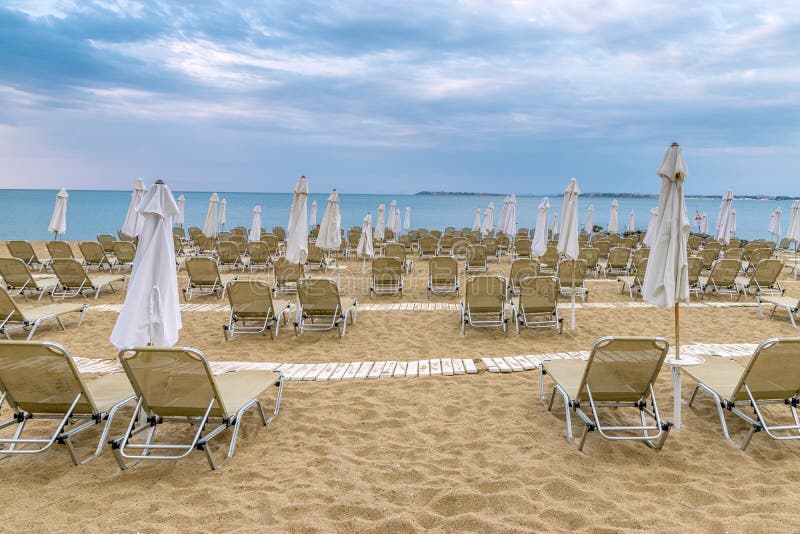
[757,295,799,328]
[46,241,79,262]
[507,259,540,298]
[272,227,287,242]
[594,240,611,260]
[605,247,631,277]
[112,241,137,272]
[688,256,704,297]
[78,241,115,271]
[465,244,488,272]
[451,238,469,260]
[724,247,743,261]
[510,276,561,334]
[688,235,702,250]
[96,234,116,254]
[0,287,87,339]
[539,246,559,274]
[684,338,800,450]
[385,243,412,272]
[246,241,271,272]
[482,237,498,259]
[294,278,357,337]
[744,248,773,274]
[618,258,647,300]
[273,258,303,295]
[428,256,459,297]
[223,280,291,339]
[578,247,600,277]
[495,234,510,257]
[514,238,533,259]
[183,257,238,301]
[418,235,439,257]
[370,257,403,298]
[697,248,719,273]
[0,340,135,464]
[111,346,284,470]
[216,241,245,271]
[230,235,248,254]
[539,337,672,451]
[50,259,125,300]
[5,241,49,271]
[0,257,59,301]
[735,259,783,298]
[698,259,741,299]
[557,259,589,302]
[460,275,507,334]
[306,243,331,271]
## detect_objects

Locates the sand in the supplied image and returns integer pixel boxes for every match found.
[2,241,800,533]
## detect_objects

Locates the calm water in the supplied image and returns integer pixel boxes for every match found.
[0,188,792,241]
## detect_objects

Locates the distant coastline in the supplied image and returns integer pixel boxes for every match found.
[415,191,799,200]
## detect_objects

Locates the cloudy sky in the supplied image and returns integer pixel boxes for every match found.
[1,1,798,194]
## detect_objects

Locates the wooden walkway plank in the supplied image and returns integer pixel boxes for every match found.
[316,363,339,382]
[368,361,386,379]
[464,358,478,374]
[342,362,362,380]
[380,361,397,378]
[329,363,349,381]
[393,360,408,378]
[452,358,465,375]
[482,358,499,373]
[355,362,373,380]
[406,360,418,377]
[418,359,430,377]
[441,358,454,376]
[429,358,442,376]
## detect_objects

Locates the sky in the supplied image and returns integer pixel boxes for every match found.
[0,0,798,195]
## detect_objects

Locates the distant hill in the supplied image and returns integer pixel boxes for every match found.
[415,191,798,200]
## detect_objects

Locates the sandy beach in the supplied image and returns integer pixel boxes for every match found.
[2,241,800,533]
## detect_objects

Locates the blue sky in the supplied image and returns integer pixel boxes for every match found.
[0,1,798,194]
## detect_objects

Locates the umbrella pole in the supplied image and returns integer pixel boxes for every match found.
[570,259,577,331]
[674,302,680,360]
[53,231,57,241]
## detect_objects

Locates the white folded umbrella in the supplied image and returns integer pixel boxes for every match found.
[788,201,800,243]
[496,197,509,235]
[502,195,517,236]
[699,213,709,234]
[316,189,342,251]
[121,178,147,237]
[472,208,482,231]
[728,209,736,236]
[202,193,219,237]
[551,212,558,238]
[175,194,185,227]
[482,202,494,236]
[608,199,619,234]
[715,190,734,244]
[249,205,262,242]
[285,176,309,264]
[532,197,550,256]
[48,188,68,239]
[110,180,182,348]
[388,200,401,236]
[768,208,781,239]
[309,200,318,227]
[642,142,690,359]
[557,179,580,260]
[404,206,411,231]
[643,208,658,247]
[374,203,386,240]
[357,213,374,259]
[584,204,594,234]
[627,210,636,233]
[693,210,702,233]
[218,198,227,231]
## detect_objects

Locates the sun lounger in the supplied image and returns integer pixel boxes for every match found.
[507,258,539,298]
[273,258,304,295]
[5,241,49,271]
[0,340,135,464]
[604,247,632,276]
[757,295,799,328]
[557,259,589,302]
[112,240,137,271]
[698,258,741,299]
[428,256,459,296]
[465,244,488,272]
[294,278,357,337]
[514,238,533,259]
[539,336,672,451]
[46,241,80,263]
[510,275,561,334]
[460,274,507,334]
[245,241,272,272]
[183,257,238,300]
[735,259,783,298]
[684,338,800,450]
[50,259,126,300]
[223,280,291,339]
[385,243,412,272]
[216,241,245,271]
[96,234,116,254]
[0,257,59,301]
[0,287,86,339]
[371,257,403,298]
[111,346,284,470]
[78,241,115,271]
[617,258,648,300]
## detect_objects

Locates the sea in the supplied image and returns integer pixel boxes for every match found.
[0,188,793,242]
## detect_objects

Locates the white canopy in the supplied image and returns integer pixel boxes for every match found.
[374,203,386,240]
[496,197,509,235]
[388,200,401,236]
[249,205,262,242]
[693,210,702,232]
[309,200,318,227]
[404,206,411,231]
[316,189,342,251]
[502,195,517,236]
[202,193,219,237]
[48,188,68,238]
[551,212,558,237]
[627,210,636,233]
[110,181,182,348]
[532,197,550,256]
[482,202,494,236]
[699,213,709,234]
[715,189,734,244]
[768,208,781,238]
[608,199,619,234]
[788,201,800,242]
[285,176,309,264]
[557,178,580,260]
[728,209,736,236]
[642,143,690,307]
[121,178,147,237]
[175,194,185,226]
[357,213,374,258]
[472,208,482,231]
[642,208,658,247]
[218,198,227,229]
[584,204,594,234]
